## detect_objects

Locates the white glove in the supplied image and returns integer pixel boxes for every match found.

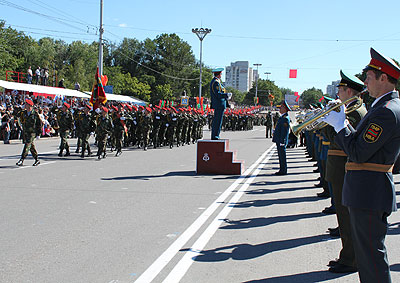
[120,117,126,120]
[279,143,285,147]
[320,101,348,132]
[95,108,101,114]
[227,92,232,100]
[166,123,169,127]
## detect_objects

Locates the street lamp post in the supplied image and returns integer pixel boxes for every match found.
[253,63,262,105]
[264,72,271,80]
[192,28,211,100]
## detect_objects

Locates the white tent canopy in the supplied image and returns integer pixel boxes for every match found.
[84,91,146,106]
[0,79,90,98]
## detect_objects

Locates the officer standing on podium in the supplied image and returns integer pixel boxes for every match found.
[210,68,231,140]
[322,48,400,283]
[273,101,291,175]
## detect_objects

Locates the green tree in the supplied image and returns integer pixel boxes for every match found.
[244,79,283,106]
[301,87,323,108]
[226,86,246,104]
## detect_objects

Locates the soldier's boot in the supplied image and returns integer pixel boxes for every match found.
[169,143,173,149]
[58,150,63,157]
[102,152,107,159]
[65,150,71,157]
[75,148,80,153]
[32,159,40,166]
[87,149,92,157]
[115,150,122,157]
[144,145,147,151]
[16,159,24,166]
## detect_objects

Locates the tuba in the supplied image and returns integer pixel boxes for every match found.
[292,91,365,136]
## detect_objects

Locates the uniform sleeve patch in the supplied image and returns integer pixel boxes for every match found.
[363,123,383,143]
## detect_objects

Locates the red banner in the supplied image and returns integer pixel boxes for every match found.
[289,69,297,78]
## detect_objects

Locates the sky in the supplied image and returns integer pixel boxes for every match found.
[2,0,400,94]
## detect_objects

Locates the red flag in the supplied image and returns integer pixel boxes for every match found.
[289,69,297,78]
[294,91,300,102]
[90,67,107,110]
[319,97,324,102]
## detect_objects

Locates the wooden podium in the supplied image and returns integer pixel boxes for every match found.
[196,139,244,175]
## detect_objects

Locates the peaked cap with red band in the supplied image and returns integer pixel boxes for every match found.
[25,99,34,106]
[364,48,400,80]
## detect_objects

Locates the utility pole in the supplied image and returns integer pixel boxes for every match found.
[192,27,211,100]
[264,72,271,80]
[253,63,262,105]
[98,0,104,76]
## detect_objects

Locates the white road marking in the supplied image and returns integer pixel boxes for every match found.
[134,144,276,283]
[163,147,275,283]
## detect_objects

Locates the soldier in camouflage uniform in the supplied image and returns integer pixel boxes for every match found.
[74,107,83,153]
[111,104,127,156]
[52,102,74,157]
[96,107,113,159]
[16,99,42,166]
[175,109,184,147]
[140,107,153,151]
[152,106,162,148]
[79,104,96,158]
[166,108,178,148]
[158,108,168,147]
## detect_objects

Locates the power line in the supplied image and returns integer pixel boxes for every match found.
[104,40,200,81]
[6,24,97,37]
[0,0,88,32]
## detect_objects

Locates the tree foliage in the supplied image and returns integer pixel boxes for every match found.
[244,79,283,106]
[301,87,323,108]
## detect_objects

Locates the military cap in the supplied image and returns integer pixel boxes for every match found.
[155,105,161,109]
[364,47,400,80]
[323,95,334,102]
[139,105,145,111]
[132,106,138,111]
[25,99,34,106]
[212,67,224,73]
[145,107,152,112]
[337,70,365,92]
[102,106,108,112]
[63,102,70,109]
[281,100,291,111]
[85,104,92,110]
[111,105,118,111]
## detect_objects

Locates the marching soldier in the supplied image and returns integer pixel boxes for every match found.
[322,48,400,283]
[112,104,127,156]
[140,107,153,151]
[53,102,74,157]
[96,106,113,159]
[16,99,42,166]
[79,104,96,158]
[265,111,273,138]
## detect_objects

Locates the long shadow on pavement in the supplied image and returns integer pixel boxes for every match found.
[246,186,314,194]
[101,170,196,181]
[243,270,348,282]
[184,234,331,262]
[220,212,325,230]
[232,196,323,208]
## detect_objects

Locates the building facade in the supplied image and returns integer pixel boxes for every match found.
[326,80,340,98]
[225,61,256,92]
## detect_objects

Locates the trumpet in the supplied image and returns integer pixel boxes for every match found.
[292,92,365,136]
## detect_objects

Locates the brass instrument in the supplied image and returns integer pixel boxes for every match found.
[292,93,365,136]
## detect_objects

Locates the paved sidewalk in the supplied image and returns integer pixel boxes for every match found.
[181,146,400,283]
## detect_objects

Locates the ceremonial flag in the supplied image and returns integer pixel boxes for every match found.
[289,69,297,78]
[319,97,324,102]
[90,67,107,110]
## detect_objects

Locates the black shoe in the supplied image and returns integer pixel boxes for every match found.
[16,159,24,166]
[58,151,63,157]
[317,191,330,198]
[32,159,40,166]
[97,155,101,160]
[144,146,147,151]
[103,153,107,159]
[80,154,85,158]
[329,227,340,237]
[328,263,357,273]
[328,259,340,267]
[314,182,323,188]
[75,149,80,153]
[322,206,336,215]
[115,151,122,157]
[65,151,70,157]
[313,168,320,173]
[274,171,287,176]
[87,152,92,157]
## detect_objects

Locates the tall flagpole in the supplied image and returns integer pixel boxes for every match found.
[98,0,104,76]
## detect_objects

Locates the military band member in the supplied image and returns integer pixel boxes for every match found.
[325,71,367,273]
[272,101,291,175]
[16,99,42,166]
[323,48,400,283]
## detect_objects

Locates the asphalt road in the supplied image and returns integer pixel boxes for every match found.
[1,126,400,283]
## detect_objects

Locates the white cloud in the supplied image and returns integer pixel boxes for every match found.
[118,23,128,28]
